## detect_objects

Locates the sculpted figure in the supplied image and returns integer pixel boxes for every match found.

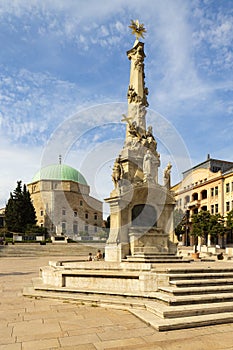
[127,85,137,103]
[128,121,138,138]
[146,125,157,150]
[164,162,172,189]
[143,150,153,182]
[112,157,123,188]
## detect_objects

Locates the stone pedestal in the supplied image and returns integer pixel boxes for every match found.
[129,227,169,256]
[105,182,177,262]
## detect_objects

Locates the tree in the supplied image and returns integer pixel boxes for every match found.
[191,210,226,248]
[226,209,233,231]
[192,211,211,241]
[5,181,37,233]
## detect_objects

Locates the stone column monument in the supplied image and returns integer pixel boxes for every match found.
[105,20,177,262]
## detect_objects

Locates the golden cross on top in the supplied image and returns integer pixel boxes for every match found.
[129,20,146,40]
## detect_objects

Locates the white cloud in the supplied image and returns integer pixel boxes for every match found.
[0,67,92,144]
[0,0,232,209]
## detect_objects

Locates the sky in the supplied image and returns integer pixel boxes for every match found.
[0,0,232,216]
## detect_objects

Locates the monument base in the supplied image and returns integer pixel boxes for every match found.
[129,226,169,255]
[24,259,233,332]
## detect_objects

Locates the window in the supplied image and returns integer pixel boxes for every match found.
[232,182,233,192]
[73,223,78,234]
[73,211,77,217]
[226,183,230,193]
[62,222,66,233]
[40,210,44,216]
[215,204,218,214]
[193,208,198,214]
[85,213,88,219]
[201,190,207,200]
[53,182,58,189]
[213,166,221,172]
[211,205,214,214]
[192,193,198,201]
[226,202,230,212]
[80,200,83,206]
[85,225,88,233]
[94,214,97,220]
[211,188,214,197]
[215,186,218,196]
[94,225,98,233]
[62,209,66,215]
[40,223,43,227]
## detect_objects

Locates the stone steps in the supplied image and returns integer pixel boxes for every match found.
[24,281,233,332]
[159,285,233,295]
[124,254,187,263]
[145,300,233,319]
[161,267,233,273]
[168,272,233,280]
[24,261,233,331]
[170,278,233,287]
[131,309,233,331]
[153,291,233,305]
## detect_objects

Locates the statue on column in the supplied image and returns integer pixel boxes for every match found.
[143,150,160,184]
[143,150,153,183]
[164,162,172,189]
[112,156,124,188]
[143,125,157,152]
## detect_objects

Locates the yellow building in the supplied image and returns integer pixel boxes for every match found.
[172,156,233,245]
[27,163,103,239]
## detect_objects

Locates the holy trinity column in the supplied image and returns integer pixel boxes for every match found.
[112,20,160,190]
[105,21,176,262]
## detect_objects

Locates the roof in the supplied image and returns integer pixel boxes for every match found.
[32,164,88,185]
[182,158,233,179]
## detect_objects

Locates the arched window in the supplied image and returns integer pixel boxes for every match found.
[192,193,198,201]
[201,190,207,200]
[132,204,157,227]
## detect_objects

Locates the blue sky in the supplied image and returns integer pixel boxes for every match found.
[0,0,232,213]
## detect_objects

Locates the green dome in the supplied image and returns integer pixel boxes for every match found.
[32,164,88,185]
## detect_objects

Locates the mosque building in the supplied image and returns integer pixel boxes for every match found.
[27,162,103,239]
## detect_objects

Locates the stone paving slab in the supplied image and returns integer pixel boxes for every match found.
[2,256,233,349]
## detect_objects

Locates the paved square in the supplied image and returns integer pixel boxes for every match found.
[1,256,233,349]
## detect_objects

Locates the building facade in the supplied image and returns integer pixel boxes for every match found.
[172,156,233,245]
[27,164,103,239]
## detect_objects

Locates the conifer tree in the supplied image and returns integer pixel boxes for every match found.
[5,181,36,233]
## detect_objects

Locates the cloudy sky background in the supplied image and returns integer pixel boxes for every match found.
[0,0,232,215]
